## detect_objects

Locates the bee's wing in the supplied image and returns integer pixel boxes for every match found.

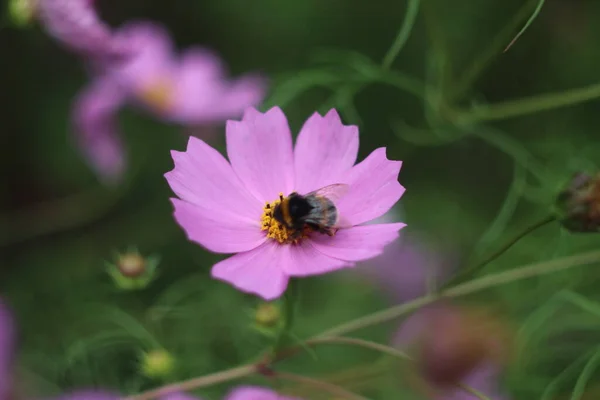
[307,183,350,203]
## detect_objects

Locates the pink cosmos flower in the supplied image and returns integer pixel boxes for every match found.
[36,0,127,58]
[166,106,405,300]
[73,21,266,184]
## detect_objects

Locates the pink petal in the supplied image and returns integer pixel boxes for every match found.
[225,386,299,400]
[171,199,266,254]
[226,107,295,202]
[165,136,263,222]
[211,242,290,300]
[170,49,265,123]
[281,240,351,277]
[293,109,359,194]
[37,0,124,58]
[337,148,405,226]
[310,223,406,261]
[72,76,127,184]
[109,21,175,93]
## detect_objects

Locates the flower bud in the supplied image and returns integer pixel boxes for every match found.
[413,302,514,388]
[556,172,600,233]
[250,302,283,338]
[140,349,175,379]
[106,249,159,291]
[8,0,36,27]
[255,302,281,328]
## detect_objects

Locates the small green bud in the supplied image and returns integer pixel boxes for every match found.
[140,349,175,379]
[556,172,600,233]
[106,249,159,290]
[9,0,37,27]
[255,302,281,328]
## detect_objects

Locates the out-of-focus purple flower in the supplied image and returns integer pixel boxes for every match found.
[36,0,127,58]
[393,303,512,400]
[72,75,127,184]
[106,22,266,124]
[159,386,300,400]
[72,21,266,184]
[348,208,457,304]
[165,107,405,300]
[224,386,300,400]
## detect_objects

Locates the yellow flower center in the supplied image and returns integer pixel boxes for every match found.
[261,192,310,244]
[139,78,174,112]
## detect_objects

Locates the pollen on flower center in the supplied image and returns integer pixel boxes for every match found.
[139,78,174,112]
[261,192,309,244]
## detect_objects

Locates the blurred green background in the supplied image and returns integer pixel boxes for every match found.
[3,0,600,398]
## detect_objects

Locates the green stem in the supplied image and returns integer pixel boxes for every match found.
[122,363,256,400]
[449,0,543,100]
[381,0,421,70]
[447,214,557,286]
[315,249,600,338]
[272,279,300,354]
[126,250,600,399]
[503,0,546,52]
[454,81,600,123]
[307,336,410,360]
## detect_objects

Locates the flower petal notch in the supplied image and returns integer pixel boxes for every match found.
[166,107,406,300]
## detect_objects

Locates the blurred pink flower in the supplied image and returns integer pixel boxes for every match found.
[72,21,266,184]
[393,304,511,400]
[36,0,127,58]
[166,106,405,300]
[160,386,299,400]
[72,76,126,184]
[224,386,300,400]
[107,22,265,124]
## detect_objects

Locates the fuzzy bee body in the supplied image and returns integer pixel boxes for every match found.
[272,183,349,238]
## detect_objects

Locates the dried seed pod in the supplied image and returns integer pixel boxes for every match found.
[556,172,600,233]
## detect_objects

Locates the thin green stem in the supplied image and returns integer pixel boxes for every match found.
[274,371,369,400]
[123,363,256,400]
[381,0,421,70]
[450,0,543,100]
[454,81,600,123]
[457,383,493,400]
[315,250,600,338]
[447,214,556,286]
[503,0,546,52]
[126,250,600,399]
[307,336,410,360]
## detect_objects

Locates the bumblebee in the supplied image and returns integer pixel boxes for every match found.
[273,183,349,238]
